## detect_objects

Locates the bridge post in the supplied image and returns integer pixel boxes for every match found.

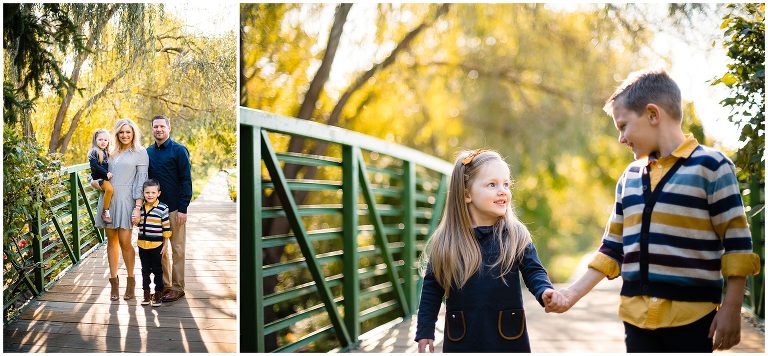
[240,125,264,352]
[342,145,360,342]
[403,161,417,314]
[748,177,764,318]
[31,209,45,293]
[70,172,80,261]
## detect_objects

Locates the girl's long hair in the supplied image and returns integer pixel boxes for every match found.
[88,128,111,164]
[112,118,143,152]
[419,150,532,297]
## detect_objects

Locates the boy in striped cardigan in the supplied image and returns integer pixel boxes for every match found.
[137,179,172,307]
[543,69,760,352]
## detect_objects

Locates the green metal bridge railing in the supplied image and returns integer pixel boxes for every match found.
[3,163,104,323]
[240,108,453,352]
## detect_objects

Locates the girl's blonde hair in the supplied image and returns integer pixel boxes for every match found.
[88,128,111,164]
[420,149,532,297]
[112,118,142,152]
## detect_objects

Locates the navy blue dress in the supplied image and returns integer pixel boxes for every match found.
[415,226,553,352]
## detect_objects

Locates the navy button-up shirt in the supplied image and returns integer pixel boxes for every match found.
[147,138,192,213]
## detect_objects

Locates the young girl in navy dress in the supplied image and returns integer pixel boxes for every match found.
[88,128,114,223]
[415,149,567,353]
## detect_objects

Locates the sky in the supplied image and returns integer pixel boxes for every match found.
[164,1,238,37]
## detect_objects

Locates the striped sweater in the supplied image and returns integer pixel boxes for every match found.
[138,200,172,245]
[599,143,756,303]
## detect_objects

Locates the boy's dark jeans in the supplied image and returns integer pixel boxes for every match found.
[139,244,164,293]
[624,310,716,353]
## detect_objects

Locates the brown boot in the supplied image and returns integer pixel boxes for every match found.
[124,277,135,300]
[109,277,119,301]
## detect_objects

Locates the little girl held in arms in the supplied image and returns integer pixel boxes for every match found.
[415,149,567,352]
[88,129,114,224]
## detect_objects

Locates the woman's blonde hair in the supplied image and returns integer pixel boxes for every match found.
[88,128,110,164]
[111,118,142,152]
[420,149,532,297]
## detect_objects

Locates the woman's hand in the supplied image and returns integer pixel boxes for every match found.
[90,179,100,190]
[417,339,434,353]
[107,172,113,180]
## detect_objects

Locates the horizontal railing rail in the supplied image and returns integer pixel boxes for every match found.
[3,163,104,324]
[240,107,452,352]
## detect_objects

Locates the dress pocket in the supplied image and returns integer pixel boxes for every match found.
[497,309,525,340]
[445,310,466,342]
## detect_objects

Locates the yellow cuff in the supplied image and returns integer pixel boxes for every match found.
[588,252,621,279]
[163,232,172,239]
[722,252,761,277]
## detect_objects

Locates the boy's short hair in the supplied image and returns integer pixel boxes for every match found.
[142,179,161,191]
[604,68,682,121]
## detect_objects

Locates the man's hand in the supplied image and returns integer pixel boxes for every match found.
[417,339,434,353]
[177,212,187,225]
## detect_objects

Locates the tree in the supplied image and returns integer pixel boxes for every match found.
[47,4,161,155]
[712,3,765,181]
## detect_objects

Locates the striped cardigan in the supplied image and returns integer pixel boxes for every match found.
[138,201,172,243]
[599,145,754,303]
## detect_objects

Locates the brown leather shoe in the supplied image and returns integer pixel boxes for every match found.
[162,289,185,302]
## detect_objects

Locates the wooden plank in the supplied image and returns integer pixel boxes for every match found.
[4,320,234,343]
[4,173,238,353]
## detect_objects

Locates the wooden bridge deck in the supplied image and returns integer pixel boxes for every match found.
[357,259,765,353]
[3,171,237,353]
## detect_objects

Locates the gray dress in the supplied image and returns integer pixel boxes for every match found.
[95,148,149,229]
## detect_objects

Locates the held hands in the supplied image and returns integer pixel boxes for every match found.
[131,207,140,226]
[709,304,741,350]
[542,288,573,313]
[417,339,434,353]
[161,240,169,256]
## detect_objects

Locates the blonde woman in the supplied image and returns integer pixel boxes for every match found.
[415,149,567,352]
[91,118,148,302]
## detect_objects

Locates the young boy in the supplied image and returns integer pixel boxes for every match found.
[545,69,760,352]
[137,179,172,307]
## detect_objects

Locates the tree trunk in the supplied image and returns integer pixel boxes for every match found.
[293,3,452,206]
[48,5,117,153]
[259,5,353,350]
[57,67,129,155]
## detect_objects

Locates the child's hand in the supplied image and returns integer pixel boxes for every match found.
[107,172,113,180]
[709,304,741,350]
[542,288,571,313]
[417,339,434,353]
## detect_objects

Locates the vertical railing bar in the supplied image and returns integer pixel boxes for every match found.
[427,174,448,237]
[341,145,360,342]
[69,172,80,262]
[402,160,416,314]
[356,148,410,316]
[77,175,103,243]
[31,210,45,293]
[240,125,264,352]
[748,177,764,318]
[261,130,353,348]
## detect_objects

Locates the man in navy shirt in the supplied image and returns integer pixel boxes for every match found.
[147,115,192,303]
